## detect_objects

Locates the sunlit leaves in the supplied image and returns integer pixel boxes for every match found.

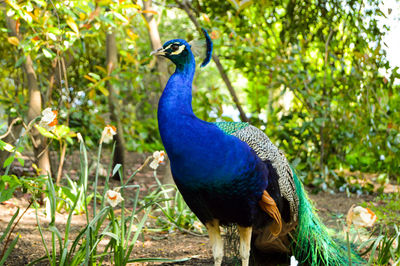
[66,17,80,35]
[226,0,253,12]
[126,29,138,40]
[7,36,19,46]
[42,48,55,58]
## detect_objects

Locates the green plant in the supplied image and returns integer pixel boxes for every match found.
[49,175,94,215]
[144,171,204,234]
[0,209,20,266]
[31,135,189,265]
[32,137,117,265]
[0,206,31,266]
[36,124,76,184]
[0,174,46,203]
[359,225,400,265]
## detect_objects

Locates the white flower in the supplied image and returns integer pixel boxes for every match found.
[349,206,377,228]
[101,125,116,144]
[39,108,58,131]
[76,132,84,143]
[149,150,166,170]
[290,256,298,266]
[106,189,124,207]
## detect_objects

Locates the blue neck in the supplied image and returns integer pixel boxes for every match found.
[158,53,196,118]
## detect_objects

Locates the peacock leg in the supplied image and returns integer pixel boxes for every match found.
[237,225,252,266]
[205,219,224,266]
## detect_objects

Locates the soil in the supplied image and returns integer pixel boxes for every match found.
[0,151,380,265]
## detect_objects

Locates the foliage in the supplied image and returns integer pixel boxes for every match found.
[0,174,46,202]
[144,174,203,234]
[359,224,400,265]
[50,175,94,214]
[0,0,162,152]
[0,135,46,203]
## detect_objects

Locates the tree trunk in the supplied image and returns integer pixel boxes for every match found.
[143,0,169,89]
[24,57,52,177]
[143,0,175,186]
[106,30,126,180]
[5,10,51,177]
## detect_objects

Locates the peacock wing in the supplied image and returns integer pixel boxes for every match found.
[213,122,299,223]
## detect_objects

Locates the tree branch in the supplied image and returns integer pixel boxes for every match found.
[175,0,249,122]
[0,118,22,140]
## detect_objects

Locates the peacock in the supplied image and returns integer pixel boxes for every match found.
[151,29,364,266]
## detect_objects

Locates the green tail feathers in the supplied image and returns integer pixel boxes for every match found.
[292,171,365,265]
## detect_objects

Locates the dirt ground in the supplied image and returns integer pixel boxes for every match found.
[0,151,379,265]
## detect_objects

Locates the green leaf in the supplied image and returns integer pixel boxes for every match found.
[55,125,70,138]
[113,12,128,23]
[42,48,55,59]
[36,125,57,139]
[66,17,79,34]
[0,234,20,265]
[88,72,101,80]
[0,208,19,242]
[47,27,62,35]
[3,156,14,168]
[0,178,19,203]
[101,232,120,244]
[15,56,26,68]
[112,164,121,177]
[0,139,6,151]
[97,86,109,97]
[17,157,25,167]
[65,136,74,145]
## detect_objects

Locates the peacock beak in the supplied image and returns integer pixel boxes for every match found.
[150,47,166,56]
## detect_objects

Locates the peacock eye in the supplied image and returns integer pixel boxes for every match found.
[171,44,180,51]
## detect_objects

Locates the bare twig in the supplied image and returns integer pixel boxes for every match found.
[0,118,22,140]
[56,141,67,185]
[36,139,52,160]
[137,156,152,172]
[21,118,40,148]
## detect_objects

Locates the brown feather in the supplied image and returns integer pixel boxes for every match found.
[258,190,282,237]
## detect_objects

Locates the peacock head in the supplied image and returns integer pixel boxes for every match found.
[151,28,213,68]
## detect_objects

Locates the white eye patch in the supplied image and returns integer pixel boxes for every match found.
[164,42,186,55]
[170,44,185,55]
